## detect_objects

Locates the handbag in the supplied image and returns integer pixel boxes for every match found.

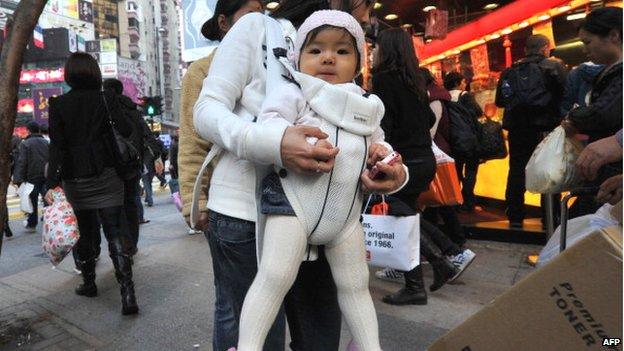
[18,182,34,213]
[361,195,420,271]
[478,118,508,161]
[417,143,463,207]
[101,94,141,179]
[42,187,80,265]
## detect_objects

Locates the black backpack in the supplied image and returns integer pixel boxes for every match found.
[443,100,479,159]
[499,60,552,111]
[477,119,507,161]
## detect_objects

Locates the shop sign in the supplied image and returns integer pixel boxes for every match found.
[85,40,100,52]
[17,99,35,114]
[78,0,93,22]
[44,0,79,20]
[99,51,117,64]
[100,63,118,78]
[32,87,63,125]
[100,38,117,52]
[20,68,65,84]
[68,29,77,52]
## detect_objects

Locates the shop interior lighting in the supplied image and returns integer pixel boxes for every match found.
[501,28,513,35]
[538,14,551,21]
[558,5,572,12]
[566,12,587,20]
[519,21,530,28]
[426,38,433,43]
[452,49,461,55]
[266,2,279,10]
[373,2,382,10]
[423,6,437,12]
[401,23,413,29]
[483,3,500,10]
[384,13,399,20]
[489,33,501,40]
[438,54,446,60]
[414,31,425,36]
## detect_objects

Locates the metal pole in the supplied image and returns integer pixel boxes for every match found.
[544,193,555,239]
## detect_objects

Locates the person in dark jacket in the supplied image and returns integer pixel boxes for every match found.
[4,135,22,238]
[563,7,623,217]
[13,121,49,232]
[444,71,483,212]
[45,52,139,315]
[560,62,604,116]
[103,78,152,253]
[495,34,567,227]
[371,29,460,306]
[142,131,165,207]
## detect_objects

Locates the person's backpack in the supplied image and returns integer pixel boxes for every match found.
[443,100,479,160]
[477,119,507,161]
[499,60,552,111]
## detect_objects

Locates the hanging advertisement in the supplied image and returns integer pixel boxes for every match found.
[181,0,218,62]
[100,38,117,52]
[38,12,95,40]
[32,87,63,125]
[44,0,79,20]
[20,68,65,84]
[470,44,491,78]
[78,0,93,22]
[117,57,150,103]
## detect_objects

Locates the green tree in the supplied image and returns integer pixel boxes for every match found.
[0,0,48,255]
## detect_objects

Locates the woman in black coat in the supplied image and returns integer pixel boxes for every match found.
[564,7,623,217]
[45,53,138,315]
[372,29,458,306]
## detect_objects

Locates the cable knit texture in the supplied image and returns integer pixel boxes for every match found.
[179,53,215,218]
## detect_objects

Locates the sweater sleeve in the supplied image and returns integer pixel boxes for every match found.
[193,13,288,168]
[179,56,214,217]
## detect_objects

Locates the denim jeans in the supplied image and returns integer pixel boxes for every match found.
[206,212,285,351]
[27,180,46,227]
[141,172,154,206]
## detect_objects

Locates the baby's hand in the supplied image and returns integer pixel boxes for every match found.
[367,144,390,167]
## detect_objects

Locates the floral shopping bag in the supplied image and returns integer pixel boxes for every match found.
[42,187,80,265]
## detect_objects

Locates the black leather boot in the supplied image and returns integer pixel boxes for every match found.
[109,239,139,315]
[420,232,458,292]
[382,266,427,305]
[75,259,97,297]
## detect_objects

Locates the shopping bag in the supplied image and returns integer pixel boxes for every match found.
[537,203,619,267]
[18,182,34,214]
[172,192,183,212]
[42,187,80,266]
[526,126,583,194]
[417,143,463,207]
[361,195,420,271]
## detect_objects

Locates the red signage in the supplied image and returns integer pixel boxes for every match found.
[20,68,65,84]
[17,98,35,113]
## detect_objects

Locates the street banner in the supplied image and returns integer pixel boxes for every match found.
[32,87,63,125]
[181,0,218,62]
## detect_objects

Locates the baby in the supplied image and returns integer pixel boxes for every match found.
[236,10,391,351]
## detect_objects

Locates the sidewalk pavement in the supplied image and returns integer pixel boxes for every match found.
[0,192,541,350]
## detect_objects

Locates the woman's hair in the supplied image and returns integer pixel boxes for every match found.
[579,7,623,39]
[420,68,435,85]
[64,52,102,90]
[301,24,360,71]
[271,0,372,28]
[373,28,427,101]
[202,0,262,41]
[443,71,464,91]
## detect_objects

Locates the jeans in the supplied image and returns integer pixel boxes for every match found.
[206,212,285,351]
[205,211,342,351]
[142,172,154,206]
[27,180,47,227]
[124,177,140,249]
[455,158,479,208]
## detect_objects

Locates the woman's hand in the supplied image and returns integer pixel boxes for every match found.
[597,174,623,205]
[576,135,623,181]
[367,143,390,167]
[281,125,339,174]
[360,154,407,194]
[44,189,55,204]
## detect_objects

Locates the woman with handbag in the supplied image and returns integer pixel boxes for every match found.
[371,29,459,305]
[45,52,139,315]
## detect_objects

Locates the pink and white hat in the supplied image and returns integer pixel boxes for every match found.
[294,10,366,69]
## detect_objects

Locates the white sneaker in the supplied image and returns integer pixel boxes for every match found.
[188,228,202,235]
[375,267,404,284]
[448,249,476,282]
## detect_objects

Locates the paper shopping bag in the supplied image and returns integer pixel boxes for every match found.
[417,143,463,207]
[361,212,420,271]
[18,182,34,214]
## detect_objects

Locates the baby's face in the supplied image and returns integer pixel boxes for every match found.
[299,28,358,84]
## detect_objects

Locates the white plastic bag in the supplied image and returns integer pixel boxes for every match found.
[537,204,619,267]
[526,126,584,194]
[18,182,34,214]
[42,188,80,265]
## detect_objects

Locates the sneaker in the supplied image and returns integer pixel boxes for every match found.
[73,267,82,275]
[375,267,404,284]
[188,228,202,235]
[448,249,476,282]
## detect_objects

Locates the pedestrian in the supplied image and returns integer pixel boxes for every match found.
[495,34,567,228]
[444,71,483,212]
[563,7,623,217]
[142,131,164,207]
[236,11,390,350]
[4,135,22,238]
[153,131,168,188]
[13,121,49,233]
[193,1,406,350]
[45,52,139,315]
[103,78,151,254]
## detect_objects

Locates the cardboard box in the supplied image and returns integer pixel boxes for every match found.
[429,226,623,351]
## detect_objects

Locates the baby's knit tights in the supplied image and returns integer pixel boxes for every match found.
[237,215,381,351]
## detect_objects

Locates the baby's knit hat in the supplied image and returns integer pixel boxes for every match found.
[294,10,366,69]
